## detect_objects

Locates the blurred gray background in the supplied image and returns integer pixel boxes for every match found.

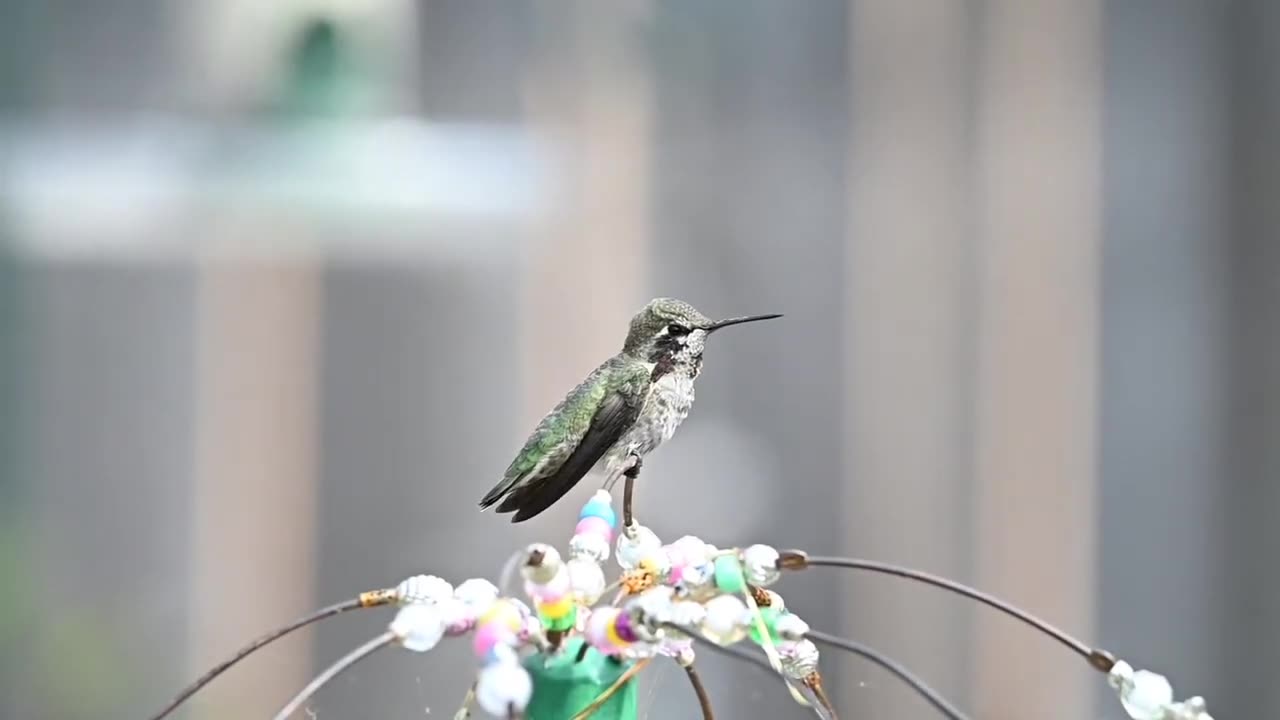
[0,1,1275,719]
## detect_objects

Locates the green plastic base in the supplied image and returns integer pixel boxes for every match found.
[521,637,639,720]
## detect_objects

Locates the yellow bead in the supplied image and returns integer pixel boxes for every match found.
[478,600,523,633]
[606,617,630,648]
[538,594,575,620]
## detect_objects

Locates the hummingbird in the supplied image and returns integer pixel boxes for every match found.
[478,298,781,523]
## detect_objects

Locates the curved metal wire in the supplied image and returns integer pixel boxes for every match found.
[682,663,716,720]
[805,630,969,720]
[272,631,395,720]
[147,597,365,720]
[792,554,1114,671]
[664,623,969,720]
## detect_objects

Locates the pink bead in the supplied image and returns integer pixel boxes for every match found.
[667,563,689,585]
[472,621,511,658]
[528,583,567,605]
[534,587,568,605]
[575,516,613,540]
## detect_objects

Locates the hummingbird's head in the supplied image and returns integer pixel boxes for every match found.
[621,298,782,368]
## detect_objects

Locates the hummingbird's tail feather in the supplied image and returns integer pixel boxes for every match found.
[494,475,581,523]
[477,478,518,511]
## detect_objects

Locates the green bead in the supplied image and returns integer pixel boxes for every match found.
[748,607,782,645]
[539,604,577,632]
[713,555,746,593]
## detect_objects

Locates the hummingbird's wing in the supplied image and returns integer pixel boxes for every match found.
[479,362,648,522]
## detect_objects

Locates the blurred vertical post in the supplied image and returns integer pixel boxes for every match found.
[182,10,359,716]
[1223,1,1280,714]
[521,1,652,429]
[187,258,320,717]
[972,0,1101,717]
[843,1,976,715]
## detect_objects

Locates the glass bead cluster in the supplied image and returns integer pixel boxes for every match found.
[1107,661,1214,720]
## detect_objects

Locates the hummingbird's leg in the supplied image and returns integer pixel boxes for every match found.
[621,452,643,538]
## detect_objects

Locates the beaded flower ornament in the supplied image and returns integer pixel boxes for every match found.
[149,489,1215,720]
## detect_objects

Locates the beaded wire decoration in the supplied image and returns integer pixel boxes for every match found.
[148,487,1215,720]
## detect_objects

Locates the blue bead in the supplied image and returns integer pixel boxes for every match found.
[483,645,511,666]
[579,500,617,527]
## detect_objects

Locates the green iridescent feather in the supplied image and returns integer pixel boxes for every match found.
[480,359,649,518]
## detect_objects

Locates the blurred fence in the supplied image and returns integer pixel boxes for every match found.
[1,2,1278,719]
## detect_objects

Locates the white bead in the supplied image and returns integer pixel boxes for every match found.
[570,532,611,563]
[507,598,534,620]
[566,557,607,604]
[622,642,656,660]
[642,549,673,577]
[775,613,810,641]
[677,645,696,666]
[389,604,445,652]
[454,578,500,611]
[677,562,714,593]
[669,536,712,566]
[397,575,454,606]
[521,543,562,584]
[627,587,676,639]
[1167,697,1211,720]
[436,597,472,634]
[524,566,571,601]
[1108,660,1135,692]
[488,642,519,666]
[476,661,533,717]
[778,639,820,679]
[701,594,748,645]
[616,525,663,570]
[1120,670,1173,720]
[667,640,696,665]
[742,544,781,586]
[1184,697,1206,713]
[520,614,542,642]
[670,600,707,631]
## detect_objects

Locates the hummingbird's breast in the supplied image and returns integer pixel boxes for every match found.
[598,356,700,483]
[625,371,697,457]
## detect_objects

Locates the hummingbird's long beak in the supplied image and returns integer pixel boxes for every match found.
[703,313,783,333]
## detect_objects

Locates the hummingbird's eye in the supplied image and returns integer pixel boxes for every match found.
[666,323,689,336]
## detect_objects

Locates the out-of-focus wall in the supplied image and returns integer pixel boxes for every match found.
[0,1,1276,719]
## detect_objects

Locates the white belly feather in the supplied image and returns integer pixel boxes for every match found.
[599,373,695,482]
[632,373,696,451]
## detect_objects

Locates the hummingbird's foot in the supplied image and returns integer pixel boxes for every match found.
[621,453,643,538]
